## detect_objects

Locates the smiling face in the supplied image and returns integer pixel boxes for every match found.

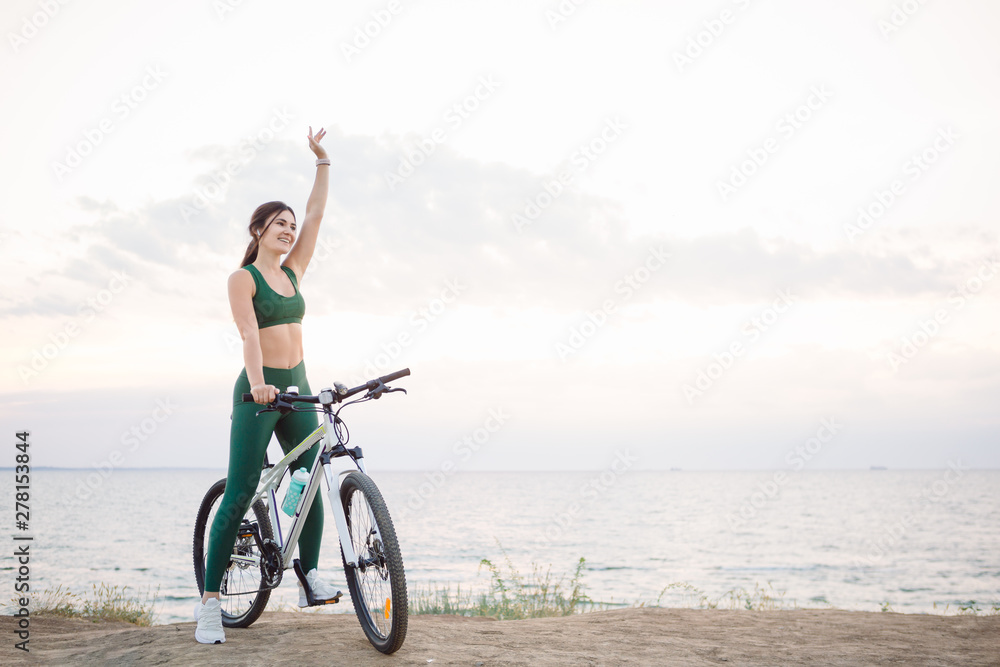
[258,209,297,254]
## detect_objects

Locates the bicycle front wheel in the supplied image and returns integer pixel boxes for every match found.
[193,478,274,628]
[340,471,408,654]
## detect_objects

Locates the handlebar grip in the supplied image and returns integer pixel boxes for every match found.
[379,368,410,384]
[242,393,254,402]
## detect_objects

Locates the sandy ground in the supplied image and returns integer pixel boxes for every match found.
[3,608,998,666]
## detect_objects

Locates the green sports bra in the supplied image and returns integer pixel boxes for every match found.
[243,264,305,328]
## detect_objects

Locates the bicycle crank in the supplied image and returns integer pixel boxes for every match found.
[260,539,283,589]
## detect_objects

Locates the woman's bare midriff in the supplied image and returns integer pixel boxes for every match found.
[258,323,305,369]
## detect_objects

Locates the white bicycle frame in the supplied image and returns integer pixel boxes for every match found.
[229,397,368,571]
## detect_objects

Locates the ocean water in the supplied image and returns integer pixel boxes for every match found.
[2,468,998,625]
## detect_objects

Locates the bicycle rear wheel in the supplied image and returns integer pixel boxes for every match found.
[340,471,408,654]
[193,478,274,628]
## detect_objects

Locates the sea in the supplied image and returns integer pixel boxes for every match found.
[2,468,998,625]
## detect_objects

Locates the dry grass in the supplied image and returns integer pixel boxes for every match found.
[11,583,159,626]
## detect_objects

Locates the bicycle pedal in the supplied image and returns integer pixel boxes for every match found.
[293,558,343,606]
[309,591,343,606]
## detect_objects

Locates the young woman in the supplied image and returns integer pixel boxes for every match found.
[195,126,339,644]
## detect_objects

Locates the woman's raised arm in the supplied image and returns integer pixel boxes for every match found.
[284,126,329,279]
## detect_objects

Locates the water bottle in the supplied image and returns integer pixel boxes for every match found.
[281,468,309,516]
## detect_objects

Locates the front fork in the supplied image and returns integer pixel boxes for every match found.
[321,411,369,568]
[324,457,361,567]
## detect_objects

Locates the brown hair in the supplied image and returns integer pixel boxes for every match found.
[239,201,295,267]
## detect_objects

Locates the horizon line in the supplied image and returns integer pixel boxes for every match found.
[3,466,996,472]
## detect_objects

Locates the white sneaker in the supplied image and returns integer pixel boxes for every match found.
[298,568,341,606]
[194,598,226,644]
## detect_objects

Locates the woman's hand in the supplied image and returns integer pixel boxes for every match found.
[308,126,328,160]
[250,383,279,404]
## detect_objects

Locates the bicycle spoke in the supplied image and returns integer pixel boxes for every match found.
[348,489,394,638]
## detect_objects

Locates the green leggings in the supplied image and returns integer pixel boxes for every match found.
[203,360,325,593]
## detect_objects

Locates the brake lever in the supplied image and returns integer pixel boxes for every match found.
[366,383,407,400]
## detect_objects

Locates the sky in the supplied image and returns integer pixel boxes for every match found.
[1,0,998,471]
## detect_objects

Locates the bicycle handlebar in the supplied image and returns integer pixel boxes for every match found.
[376,367,410,385]
[241,367,411,405]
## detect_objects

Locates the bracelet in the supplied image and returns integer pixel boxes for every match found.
[315,158,331,167]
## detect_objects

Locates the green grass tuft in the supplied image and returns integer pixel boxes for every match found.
[409,543,597,620]
[656,580,790,611]
[408,542,800,620]
[12,583,159,626]
[933,600,1000,616]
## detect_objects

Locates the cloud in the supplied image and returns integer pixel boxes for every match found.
[7,128,997,321]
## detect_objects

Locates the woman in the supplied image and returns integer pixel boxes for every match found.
[195,126,339,644]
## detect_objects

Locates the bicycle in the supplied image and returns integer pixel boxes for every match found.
[192,367,410,654]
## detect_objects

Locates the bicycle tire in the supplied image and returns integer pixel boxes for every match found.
[340,471,408,654]
[193,478,274,628]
